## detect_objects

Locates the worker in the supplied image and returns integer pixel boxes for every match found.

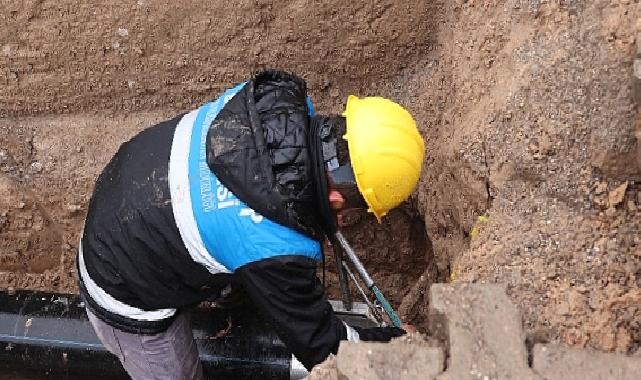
[76,70,425,380]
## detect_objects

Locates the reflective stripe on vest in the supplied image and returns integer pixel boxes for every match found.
[170,83,321,272]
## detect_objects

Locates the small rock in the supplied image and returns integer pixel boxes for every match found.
[608,181,628,207]
[627,200,636,212]
[606,239,618,252]
[556,302,570,316]
[594,182,607,195]
[594,237,607,252]
[29,161,43,173]
[604,207,617,217]
[66,204,82,213]
[116,28,129,38]
[539,133,553,155]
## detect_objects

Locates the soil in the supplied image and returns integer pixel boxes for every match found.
[382,0,641,354]
[1,0,640,363]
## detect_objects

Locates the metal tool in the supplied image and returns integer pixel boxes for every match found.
[330,235,353,311]
[334,231,403,328]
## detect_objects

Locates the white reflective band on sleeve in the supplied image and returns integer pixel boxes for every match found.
[168,110,230,274]
[78,242,177,321]
[344,322,361,342]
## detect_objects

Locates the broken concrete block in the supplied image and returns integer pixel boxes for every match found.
[532,344,641,380]
[306,354,339,380]
[429,284,540,380]
[335,341,444,380]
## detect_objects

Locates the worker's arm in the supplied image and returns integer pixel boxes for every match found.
[235,255,405,370]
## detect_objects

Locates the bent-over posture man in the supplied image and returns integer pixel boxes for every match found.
[77,70,425,380]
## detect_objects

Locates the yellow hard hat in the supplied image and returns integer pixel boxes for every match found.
[342,95,425,221]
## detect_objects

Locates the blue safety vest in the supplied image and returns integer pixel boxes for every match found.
[184,84,321,271]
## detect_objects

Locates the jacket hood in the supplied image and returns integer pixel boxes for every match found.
[206,70,326,240]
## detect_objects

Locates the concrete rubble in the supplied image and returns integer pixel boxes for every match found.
[429,284,540,380]
[336,342,444,380]
[533,344,641,380]
[311,284,641,380]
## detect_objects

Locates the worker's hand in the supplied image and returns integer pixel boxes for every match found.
[401,323,417,335]
[353,326,406,342]
[329,189,344,210]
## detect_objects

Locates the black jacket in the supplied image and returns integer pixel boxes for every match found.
[78,70,397,370]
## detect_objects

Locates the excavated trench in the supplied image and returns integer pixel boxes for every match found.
[323,203,447,332]
[0,0,453,339]
[0,3,458,378]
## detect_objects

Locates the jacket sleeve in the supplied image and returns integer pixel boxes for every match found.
[234,255,350,370]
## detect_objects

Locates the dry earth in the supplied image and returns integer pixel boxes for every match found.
[1,0,640,360]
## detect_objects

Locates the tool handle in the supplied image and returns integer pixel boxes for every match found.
[371,285,402,328]
[330,235,353,311]
[335,232,374,288]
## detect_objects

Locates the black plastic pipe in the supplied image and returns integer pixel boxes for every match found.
[0,290,295,380]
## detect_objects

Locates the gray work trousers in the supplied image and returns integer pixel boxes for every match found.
[86,308,205,380]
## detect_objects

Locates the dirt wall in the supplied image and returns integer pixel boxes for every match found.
[1,0,437,117]
[380,0,641,354]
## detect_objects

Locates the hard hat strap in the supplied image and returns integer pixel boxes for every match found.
[313,115,367,210]
[317,117,341,171]
[327,162,367,210]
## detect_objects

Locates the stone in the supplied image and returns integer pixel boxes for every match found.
[532,344,641,380]
[306,354,338,380]
[429,284,540,380]
[117,28,129,38]
[29,161,43,173]
[335,341,444,380]
[607,181,628,207]
[594,181,607,195]
[626,200,636,212]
